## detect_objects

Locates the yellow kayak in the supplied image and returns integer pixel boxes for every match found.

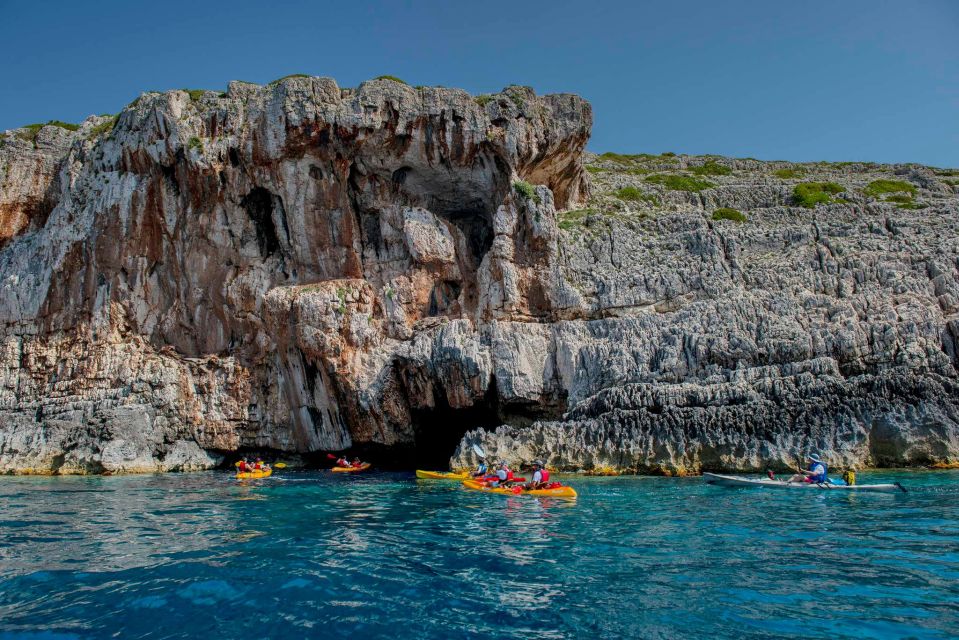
[462,479,577,499]
[416,470,469,480]
[332,463,371,473]
[235,468,272,479]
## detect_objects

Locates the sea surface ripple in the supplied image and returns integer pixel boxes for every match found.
[1,470,957,639]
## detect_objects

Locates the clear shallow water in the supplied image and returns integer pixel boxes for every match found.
[1,470,958,639]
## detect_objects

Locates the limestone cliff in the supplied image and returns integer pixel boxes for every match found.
[0,76,956,474]
[0,78,590,473]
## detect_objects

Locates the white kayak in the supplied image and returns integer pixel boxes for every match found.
[703,472,906,493]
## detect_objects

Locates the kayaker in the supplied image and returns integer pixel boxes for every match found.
[238,459,250,473]
[351,457,364,468]
[525,460,550,489]
[254,458,264,470]
[491,461,515,487]
[335,456,350,467]
[788,453,828,484]
[471,457,488,478]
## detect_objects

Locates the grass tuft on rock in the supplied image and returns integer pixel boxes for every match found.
[187,136,203,152]
[774,167,805,179]
[89,115,119,138]
[863,179,917,198]
[558,208,592,231]
[792,182,845,208]
[614,186,659,205]
[690,161,731,176]
[645,174,714,192]
[712,207,747,223]
[474,94,493,107]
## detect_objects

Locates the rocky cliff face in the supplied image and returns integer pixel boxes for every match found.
[1,77,957,474]
[0,78,591,473]
[452,153,959,473]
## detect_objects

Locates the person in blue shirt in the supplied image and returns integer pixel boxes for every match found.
[788,453,828,484]
[471,457,488,478]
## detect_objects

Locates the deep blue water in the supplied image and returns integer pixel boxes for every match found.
[1,470,958,639]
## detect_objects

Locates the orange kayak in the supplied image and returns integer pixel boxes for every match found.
[235,468,272,479]
[462,479,577,499]
[332,463,371,473]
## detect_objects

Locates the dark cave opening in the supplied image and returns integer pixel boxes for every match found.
[240,187,287,258]
[403,379,502,469]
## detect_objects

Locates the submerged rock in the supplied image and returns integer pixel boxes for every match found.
[0,78,957,474]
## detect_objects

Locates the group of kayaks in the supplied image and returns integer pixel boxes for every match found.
[238,460,906,496]
[415,469,579,498]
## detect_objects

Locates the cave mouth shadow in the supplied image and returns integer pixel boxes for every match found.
[404,386,501,470]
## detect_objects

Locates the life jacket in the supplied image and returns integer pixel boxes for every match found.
[476,463,487,475]
[808,461,828,483]
[533,469,550,483]
[336,458,349,467]
[238,461,248,472]
[254,462,263,470]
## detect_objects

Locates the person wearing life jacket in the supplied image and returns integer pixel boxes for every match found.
[335,456,350,468]
[491,461,515,487]
[254,458,264,470]
[237,459,250,473]
[788,453,828,484]
[471,457,488,478]
[526,460,550,489]
[351,457,364,468]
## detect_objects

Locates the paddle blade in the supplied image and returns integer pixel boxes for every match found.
[326,453,337,460]
[234,461,242,467]
[472,444,487,459]
[274,463,287,469]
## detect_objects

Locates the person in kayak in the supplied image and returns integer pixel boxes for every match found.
[351,457,364,468]
[788,453,828,484]
[334,455,351,467]
[471,457,488,478]
[490,461,515,487]
[525,460,550,489]
[237,459,251,473]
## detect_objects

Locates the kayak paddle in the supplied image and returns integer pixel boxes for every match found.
[274,463,287,469]
[472,443,487,459]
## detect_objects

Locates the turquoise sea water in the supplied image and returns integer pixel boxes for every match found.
[1,470,957,639]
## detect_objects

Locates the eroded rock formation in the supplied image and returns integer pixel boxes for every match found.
[1,76,957,474]
[0,78,590,472]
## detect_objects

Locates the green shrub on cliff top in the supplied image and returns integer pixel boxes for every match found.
[374,75,408,85]
[792,182,844,208]
[712,207,747,222]
[862,179,917,198]
[181,89,209,102]
[645,174,714,192]
[16,121,80,144]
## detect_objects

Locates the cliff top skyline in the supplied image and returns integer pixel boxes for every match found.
[3,0,956,167]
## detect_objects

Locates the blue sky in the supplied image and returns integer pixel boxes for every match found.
[2,0,956,166]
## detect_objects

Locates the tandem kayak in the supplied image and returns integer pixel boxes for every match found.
[332,463,371,473]
[236,468,272,479]
[703,472,905,493]
[415,470,469,480]
[462,479,577,499]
